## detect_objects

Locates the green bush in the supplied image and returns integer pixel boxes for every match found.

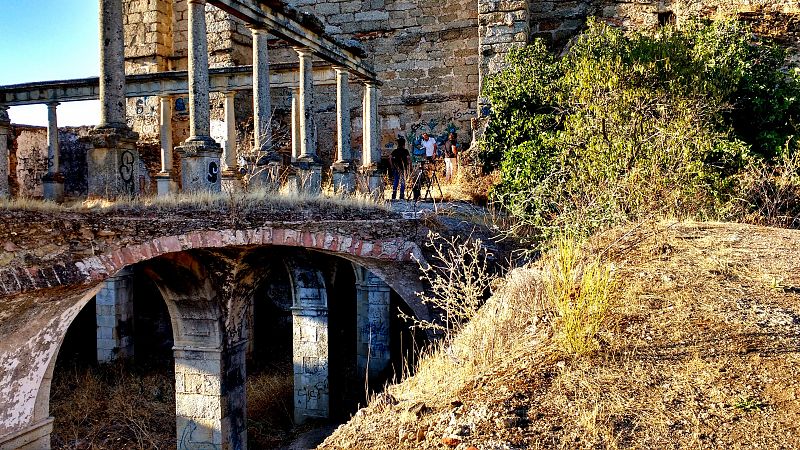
[482,19,800,240]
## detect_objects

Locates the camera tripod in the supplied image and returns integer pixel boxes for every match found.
[411,160,443,202]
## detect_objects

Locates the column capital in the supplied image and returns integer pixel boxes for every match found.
[222,90,237,98]
[293,46,313,57]
[362,80,378,87]
[249,25,270,35]
[333,66,349,74]
[46,101,60,108]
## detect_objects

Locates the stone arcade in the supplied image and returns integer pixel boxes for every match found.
[0,213,431,450]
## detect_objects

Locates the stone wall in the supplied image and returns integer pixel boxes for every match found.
[474,0,800,104]
[9,126,93,199]
[287,0,480,161]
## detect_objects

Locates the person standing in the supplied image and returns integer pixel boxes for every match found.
[420,132,437,162]
[443,132,458,182]
[390,136,411,200]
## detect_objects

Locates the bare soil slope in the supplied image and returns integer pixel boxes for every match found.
[320,221,800,449]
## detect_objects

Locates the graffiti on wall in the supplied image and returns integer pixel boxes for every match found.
[394,109,476,159]
[119,150,136,194]
[207,161,219,184]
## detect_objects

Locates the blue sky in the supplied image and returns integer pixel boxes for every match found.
[1,0,101,126]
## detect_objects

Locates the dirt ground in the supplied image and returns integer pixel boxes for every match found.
[319,221,800,449]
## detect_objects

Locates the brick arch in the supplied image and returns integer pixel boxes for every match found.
[0,226,424,297]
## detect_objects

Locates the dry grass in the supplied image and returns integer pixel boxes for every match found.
[50,363,175,450]
[0,188,388,214]
[247,368,296,448]
[50,362,301,449]
[320,220,800,449]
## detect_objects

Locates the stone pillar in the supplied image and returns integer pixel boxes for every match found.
[293,47,321,194]
[361,82,383,195]
[171,303,247,450]
[222,92,237,172]
[156,95,174,196]
[174,0,223,193]
[355,267,392,384]
[290,88,301,163]
[173,342,247,450]
[332,68,355,194]
[87,0,140,199]
[251,27,272,152]
[221,92,242,192]
[477,0,528,115]
[42,102,65,202]
[288,263,329,424]
[0,105,11,198]
[95,268,134,362]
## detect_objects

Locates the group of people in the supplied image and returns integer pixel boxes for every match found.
[389,131,459,201]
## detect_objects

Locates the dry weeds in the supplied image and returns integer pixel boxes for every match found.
[0,188,387,214]
[320,220,800,449]
[50,363,300,449]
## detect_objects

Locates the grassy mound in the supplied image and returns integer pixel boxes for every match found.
[319,221,800,449]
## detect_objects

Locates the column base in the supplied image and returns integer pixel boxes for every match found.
[155,172,176,197]
[222,170,244,193]
[249,159,283,192]
[85,126,141,200]
[175,138,223,193]
[0,417,54,450]
[359,165,384,198]
[332,161,355,194]
[41,173,65,202]
[294,156,322,195]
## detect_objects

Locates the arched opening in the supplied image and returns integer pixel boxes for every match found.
[48,264,176,449]
[246,250,296,448]
[326,257,358,421]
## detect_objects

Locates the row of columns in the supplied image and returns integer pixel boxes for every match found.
[0,0,382,201]
[92,261,392,440]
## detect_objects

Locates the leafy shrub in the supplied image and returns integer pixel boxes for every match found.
[482,19,800,240]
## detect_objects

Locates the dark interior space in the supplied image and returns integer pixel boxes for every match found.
[325,257,359,420]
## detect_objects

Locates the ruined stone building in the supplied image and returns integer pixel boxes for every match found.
[122,0,799,162]
[2,0,799,198]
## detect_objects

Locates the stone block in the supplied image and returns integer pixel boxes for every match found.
[176,393,222,419]
[353,11,389,22]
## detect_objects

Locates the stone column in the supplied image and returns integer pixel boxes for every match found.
[251,27,272,152]
[361,82,383,195]
[173,342,247,450]
[87,0,140,199]
[332,68,355,194]
[95,268,134,363]
[174,0,223,193]
[221,91,243,192]
[223,92,237,172]
[290,88,301,163]
[288,263,329,424]
[42,102,65,202]
[355,267,392,385]
[156,95,174,196]
[293,47,321,194]
[285,88,301,193]
[0,105,11,198]
[171,303,247,450]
